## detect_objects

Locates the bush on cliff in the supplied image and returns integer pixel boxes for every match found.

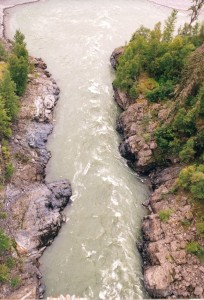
[0,97,11,139]
[154,46,204,163]
[177,165,204,200]
[0,229,10,254]
[113,10,203,101]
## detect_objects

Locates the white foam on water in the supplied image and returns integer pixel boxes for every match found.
[83,162,91,175]
[88,81,100,94]
[98,20,111,29]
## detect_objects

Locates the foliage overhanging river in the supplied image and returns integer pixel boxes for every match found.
[6,1,188,298]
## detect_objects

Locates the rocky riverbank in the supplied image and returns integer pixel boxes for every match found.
[0,51,72,299]
[111,48,204,299]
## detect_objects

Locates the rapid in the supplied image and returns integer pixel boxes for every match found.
[6,1,189,298]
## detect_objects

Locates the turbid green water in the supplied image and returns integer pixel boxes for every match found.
[6,1,189,299]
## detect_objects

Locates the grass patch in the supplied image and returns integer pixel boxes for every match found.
[181,219,192,227]
[4,163,14,182]
[6,257,16,269]
[0,211,7,219]
[0,264,9,283]
[196,222,204,237]
[186,241,204,260]
[10,276,21,288]
[0,229,10,253]
[159,209,173,223]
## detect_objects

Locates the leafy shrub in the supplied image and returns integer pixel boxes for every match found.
[178,165,204,200]
[4,163,14,182]
[114,11,199,102]
[10,276,21,288]
[181,219,192,227]
[159,209,173,222]
[179,138,196,162]
[6,257,16,269]
[0,97,11,139]
[196,222,204,237]
[1,140,10,160]
[0,212,7,219]
[186,241,204,260]
[0,264,9,283]
[0,230,10,254]
[173,108,197,136]
[155,126,175,150]
[197,84,204,116]
[146,80,174,102]
[195,129,204,156]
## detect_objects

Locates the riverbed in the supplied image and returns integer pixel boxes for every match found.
[5,1,189,299]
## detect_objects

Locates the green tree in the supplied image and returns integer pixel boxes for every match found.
[8,54,29,96]
[0,70,19,120]
[0,97,11,139]
[13,43,28,60]
[0,42,7,61]
[8,30,29,96]
[13,30,26,46]
[163,10,178,42]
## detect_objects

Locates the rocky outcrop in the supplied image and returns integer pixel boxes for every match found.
[0,57,72,299]
[111,49,204,299]
[110,46,125,70]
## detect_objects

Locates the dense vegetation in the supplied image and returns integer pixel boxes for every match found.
[114,9,204,245]
[0,31,28,289]
[0,31,29,185]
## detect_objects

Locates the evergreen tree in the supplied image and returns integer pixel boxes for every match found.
[13,43,29,60]
[0,42,7,62]
[13,30,26,46]
[8,54,29,96]
[0,70,19,120]
[8,30,29,96]
[0,97,11,139]
[163,10,178,42]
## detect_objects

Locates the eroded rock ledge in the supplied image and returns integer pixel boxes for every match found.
[0,57,72,299]
[111,48,204,299]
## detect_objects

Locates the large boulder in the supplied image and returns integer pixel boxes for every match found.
[144,264,173,298]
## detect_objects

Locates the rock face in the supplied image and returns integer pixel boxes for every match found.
[111,48,204,299]
[113,86,133,110]
[0,57,72,299]
[110,46,125,70]
[12,180,71,255]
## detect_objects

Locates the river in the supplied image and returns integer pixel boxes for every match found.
[6,1,189,299]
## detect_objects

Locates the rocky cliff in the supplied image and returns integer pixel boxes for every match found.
[0,56,72,299]
[111,47,204,299]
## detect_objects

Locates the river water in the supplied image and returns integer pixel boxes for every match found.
[6,1,189,299]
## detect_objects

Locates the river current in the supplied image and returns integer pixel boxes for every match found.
[6,1,189,299]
